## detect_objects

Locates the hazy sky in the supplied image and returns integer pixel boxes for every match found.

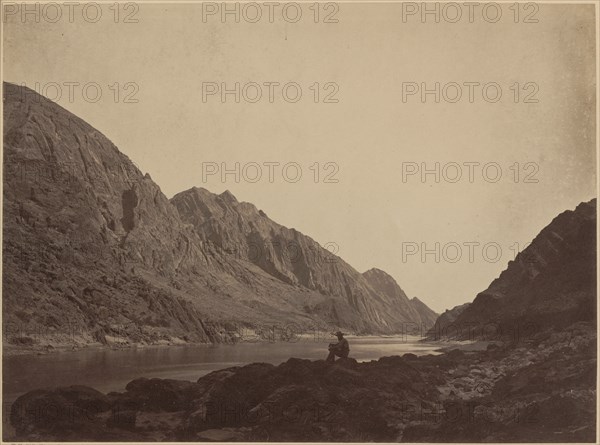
[3,2,596,312]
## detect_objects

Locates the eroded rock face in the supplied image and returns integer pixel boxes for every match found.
[429,199,596,341]
[4,82,245,346]
[9,322,596,442]
[172,188,441,333]
[3,82,438,350]
[1,82,300,348]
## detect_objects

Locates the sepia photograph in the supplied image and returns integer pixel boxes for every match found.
[1,0,598,442]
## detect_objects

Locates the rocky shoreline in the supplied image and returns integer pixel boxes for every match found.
[2,331,418,357]
[7,321,595,442]
[2,336,205,357]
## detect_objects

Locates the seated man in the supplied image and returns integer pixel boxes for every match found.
[326,331,349,362]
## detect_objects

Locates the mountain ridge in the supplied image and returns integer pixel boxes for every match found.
[2,82,437,351]
[428,198,596,340]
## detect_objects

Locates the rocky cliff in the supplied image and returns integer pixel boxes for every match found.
[3,82,264,348]
[171,190,439,331]
[429,199,596,341]
[2,82,437,350]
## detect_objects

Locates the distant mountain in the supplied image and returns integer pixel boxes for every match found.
[426,302,470,339]
[430,199,596,340]
[2,82,437,349]
[361,268,438,329]
[409,297,439,329]
[435,302,471,326]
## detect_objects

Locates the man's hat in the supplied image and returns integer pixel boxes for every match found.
[334,331,345,336]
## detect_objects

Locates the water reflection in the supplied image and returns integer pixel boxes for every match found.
[3,335,441,403]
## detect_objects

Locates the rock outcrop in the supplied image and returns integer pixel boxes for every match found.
[428,199,596,341]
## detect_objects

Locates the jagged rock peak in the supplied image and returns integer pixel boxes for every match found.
[219,189,238,204]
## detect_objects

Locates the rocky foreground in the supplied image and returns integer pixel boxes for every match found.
[8,322,596,442]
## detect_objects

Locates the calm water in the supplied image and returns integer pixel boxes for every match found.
[3,336,441,404]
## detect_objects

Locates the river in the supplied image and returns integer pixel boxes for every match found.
[3,335,442,405]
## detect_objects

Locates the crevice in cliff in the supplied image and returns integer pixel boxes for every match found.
[121,188,138,232]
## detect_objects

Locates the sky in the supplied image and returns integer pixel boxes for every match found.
[3,2,597,313]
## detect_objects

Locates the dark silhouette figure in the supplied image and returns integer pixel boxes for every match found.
[327,331,349,362]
